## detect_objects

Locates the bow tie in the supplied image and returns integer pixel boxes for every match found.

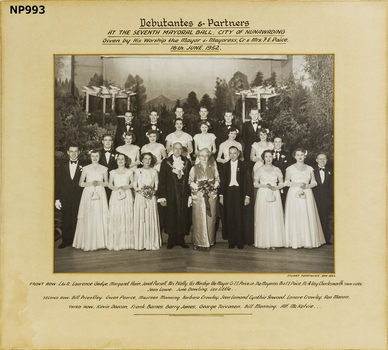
[225,123,232,126]
[104,150,111,154]
[319,167,325,171]
[70,160,77,164]
[125,123,131,126]
[252,121,258,124]
[275,150,280,153]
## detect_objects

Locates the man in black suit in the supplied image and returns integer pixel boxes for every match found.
[55,145,84,249]
[219,146,254,249]
[241,108,264,166]
[99,134,118,200]
[313,153,334,245]
[158,143,192,249]
[215,110,241,150]
[114,111,140,148]
[272,136,294,207]
[140,110,167,147]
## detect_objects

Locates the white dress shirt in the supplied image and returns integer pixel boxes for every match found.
[319,167,325,183]
[104,149,111,164]
[69,160,77,180]
[229,160,239,186]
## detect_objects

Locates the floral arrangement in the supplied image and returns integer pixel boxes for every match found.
[196,179,218,195]
[191,179,219,217]
[139,185,156,201]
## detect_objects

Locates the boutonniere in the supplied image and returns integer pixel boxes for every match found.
[281,154,285,159]
[79,165,83,172]
[114,153,118,159]
[328,171,331,175]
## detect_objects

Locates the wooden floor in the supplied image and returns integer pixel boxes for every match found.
[54,228,334,274]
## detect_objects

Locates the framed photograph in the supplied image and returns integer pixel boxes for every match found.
[1,1,386,349]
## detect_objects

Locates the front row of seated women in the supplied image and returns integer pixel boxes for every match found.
[72,145,326,252]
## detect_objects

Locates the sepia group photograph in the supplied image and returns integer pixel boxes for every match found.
[54,54,334,274]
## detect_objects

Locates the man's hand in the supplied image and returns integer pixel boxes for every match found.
[244,197,250,206]
[160,200,167,207]
[219,196,224,205]
[55,200,62,210]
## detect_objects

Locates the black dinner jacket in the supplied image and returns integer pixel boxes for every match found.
[55,160,84,205]
[140,122,167,147]
[214,121,241,149]
[313,165,333,207]
[272,149,294,178]
[219,159,253,202]
[189,117,216,137]
[241,121,263,160]
[98,148,118,173]
[114,120,140,148]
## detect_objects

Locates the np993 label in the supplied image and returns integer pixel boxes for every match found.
[10,5,45,14]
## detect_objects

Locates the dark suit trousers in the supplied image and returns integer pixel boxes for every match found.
[105,188,112,202]
[166,187,186,246]
[226,186,244,247]
[316,201,330,243]
[61,200,80,246]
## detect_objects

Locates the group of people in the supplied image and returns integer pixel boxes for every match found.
[55,106,333,252]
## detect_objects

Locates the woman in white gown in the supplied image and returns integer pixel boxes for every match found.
[216,126,243,164]
[193,121,217,164]
[254,150,285,249]
[107,153,135,251]
[133,152,161,250]
[165,118,193,158]
[116,131,141,170]
[141,130,167,172]
[284,147,325,249]
[73,150,109,251]
[251,129,274,175]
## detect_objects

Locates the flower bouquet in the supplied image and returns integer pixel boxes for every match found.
[193,179,218,217]
[139,185,156,208]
